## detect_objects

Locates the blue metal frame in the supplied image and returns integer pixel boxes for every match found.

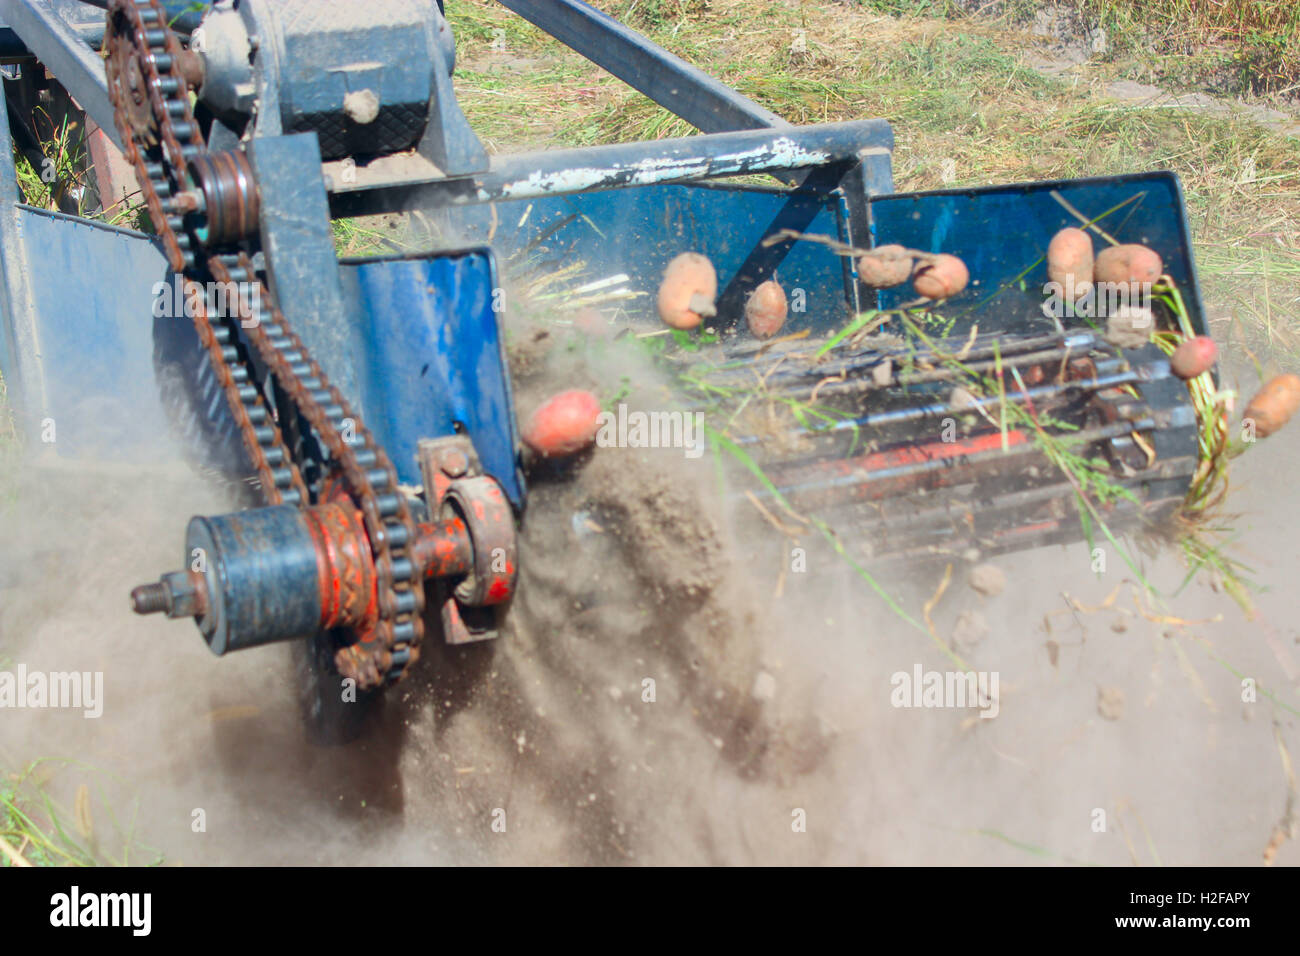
[0,70,177,459]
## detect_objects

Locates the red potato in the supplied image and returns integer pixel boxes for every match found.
[913,253,969,300]
[1169,335,1217,379]
[857,244,913,288]
[522,389,602,457]
[745,280,788,339]
[657,252,717,330]
[1094,244,1163,294]
[1047,227,1094,290]
[1242,374,1300,439]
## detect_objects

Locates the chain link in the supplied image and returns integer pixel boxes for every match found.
[105,0,424,686]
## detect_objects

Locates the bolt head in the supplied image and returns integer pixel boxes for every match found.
[440,448,469,478]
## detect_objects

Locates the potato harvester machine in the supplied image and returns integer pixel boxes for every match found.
[0,0,1211,736]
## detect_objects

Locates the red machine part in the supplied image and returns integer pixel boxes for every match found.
[303,502,379,633]
[298,485,509,645]
[417,436,518,644]
[442,477,517,607]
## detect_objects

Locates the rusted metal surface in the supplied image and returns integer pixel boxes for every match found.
[303,502,377,633]
[411,519,473,579]
[106,0,424,688]
[187,568,209,618]
[417,435,517,644]
[129,568,209,619]
[442,476,516,607]
[418,435,481,509]
[189,150,258,243]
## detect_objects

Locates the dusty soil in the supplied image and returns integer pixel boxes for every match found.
[2,316,1298,865]
[2,1,1298,867]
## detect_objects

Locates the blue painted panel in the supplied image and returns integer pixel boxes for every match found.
[339,248,524,508]
[440,181,855,333]
[870,170,1207,336]
[0,210,521,504]
[6,208,175,461]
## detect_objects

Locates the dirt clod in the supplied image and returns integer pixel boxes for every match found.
[952,609,990,648]
[968,563,1006,597]
[1098,686,1126,721]
[1104,306,1154,349]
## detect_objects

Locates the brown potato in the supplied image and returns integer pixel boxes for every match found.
[1242,374,1300,439]
[1169,335,1217,379]
[856,244,913,288]
[745,279,788,339]
[1094,243,1163,295]
[657,252,717,330]
[913,253,969,300]
[1047,227,1094,290]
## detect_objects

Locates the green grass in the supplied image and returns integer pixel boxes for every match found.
[857,0,964,15]
[11,106,88,212]
[10,106,145,229]
[332,217,403,257]
[1078,0,1300,94]
[844,0,1300,94]
[0,756,162,867]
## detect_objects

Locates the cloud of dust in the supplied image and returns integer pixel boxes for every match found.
[3,237,1298,867]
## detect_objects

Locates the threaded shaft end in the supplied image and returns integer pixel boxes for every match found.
[131,583,170,615]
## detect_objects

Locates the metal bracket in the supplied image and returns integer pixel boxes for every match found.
[418,436,514,645]
[247,132,358,407]
[418,434,481,511]
[416,4,488,175]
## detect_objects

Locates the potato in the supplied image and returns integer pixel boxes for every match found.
[657,252,717,330]
[1094,243,1163,296]
[857,244,913,288]
[1242,374,1300,439]
[572,306,609,337]
[745,280,788,339]
[522,389,602,457]
[913,253,969,300]
[1047,227,1094,290]
[1169,335,1217,379]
